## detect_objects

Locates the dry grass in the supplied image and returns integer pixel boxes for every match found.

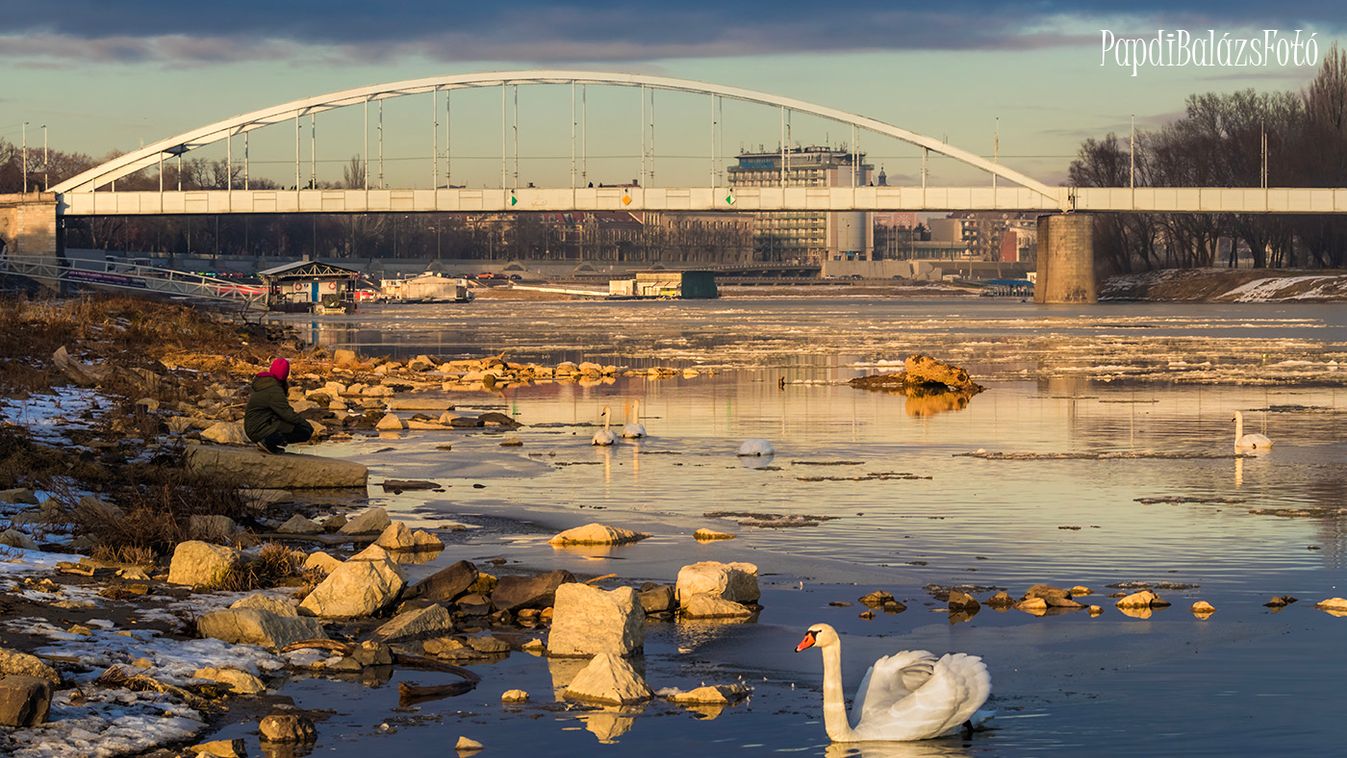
[53,465,251,557]
[0,424,108,490]
[0,294,311,398]
[217,542,305,591]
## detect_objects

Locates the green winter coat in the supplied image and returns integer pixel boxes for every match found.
[244,375,307,442]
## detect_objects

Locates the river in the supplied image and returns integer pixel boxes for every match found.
[241,296,1347,756]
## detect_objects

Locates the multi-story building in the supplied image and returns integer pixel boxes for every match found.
[727,146,873,263]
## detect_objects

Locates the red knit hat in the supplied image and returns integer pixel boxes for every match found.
[258,357,290,381]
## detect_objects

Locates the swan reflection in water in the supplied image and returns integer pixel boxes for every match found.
[824,740,972,758]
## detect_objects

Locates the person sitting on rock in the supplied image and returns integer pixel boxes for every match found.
[244,357,312,454]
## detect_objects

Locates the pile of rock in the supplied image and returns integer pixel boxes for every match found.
[848,354,984,397]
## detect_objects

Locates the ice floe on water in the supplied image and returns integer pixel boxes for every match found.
[299,300,1347,386]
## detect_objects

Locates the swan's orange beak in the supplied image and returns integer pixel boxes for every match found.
[795,631,816,652]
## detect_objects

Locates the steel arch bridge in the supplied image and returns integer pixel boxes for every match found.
[53,69,1072,216]
[49,70,1347,217]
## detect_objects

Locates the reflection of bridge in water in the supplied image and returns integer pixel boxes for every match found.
[2,71,1345,304]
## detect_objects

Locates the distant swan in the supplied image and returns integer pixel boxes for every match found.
[591,406,617,446]
[622,399,647,439]
[1233,410,1273,453]
[737,439,775,457]
[796,623,992,743]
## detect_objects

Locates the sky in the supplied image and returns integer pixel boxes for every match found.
[1,1,1342,188]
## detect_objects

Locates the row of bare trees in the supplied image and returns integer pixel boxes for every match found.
[1070,46,1347,273]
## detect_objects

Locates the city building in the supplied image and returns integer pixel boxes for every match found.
[727,146,873,263]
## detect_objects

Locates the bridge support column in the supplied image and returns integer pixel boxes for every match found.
[1034,213,1096,304]
[0,193,63,294]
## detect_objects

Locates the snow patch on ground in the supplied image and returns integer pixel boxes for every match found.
[1224,275,1347,302]
[0,387,106,444]
[0,688,206,758]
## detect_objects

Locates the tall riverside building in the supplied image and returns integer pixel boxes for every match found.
[727,146,874,263]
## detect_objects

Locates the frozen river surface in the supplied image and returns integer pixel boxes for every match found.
[247,297,1347,756]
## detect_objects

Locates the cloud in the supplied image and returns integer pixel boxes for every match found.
[5,1,1341,66]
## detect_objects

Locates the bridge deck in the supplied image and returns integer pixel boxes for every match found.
[58,186,1347,215]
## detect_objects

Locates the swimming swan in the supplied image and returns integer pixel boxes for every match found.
[737,439,775,457]
[622,399,647,439]
[1233,410,1273,453]
[795,624,992,742]
[591,406,617,446]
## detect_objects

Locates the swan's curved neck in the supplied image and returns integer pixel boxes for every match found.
[1234,411,1243,442]
[819,644,857,742]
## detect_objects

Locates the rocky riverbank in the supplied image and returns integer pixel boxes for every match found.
[0,295,749,756]
[1101,267,1347,302]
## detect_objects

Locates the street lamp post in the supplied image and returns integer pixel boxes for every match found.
[42,125,48,192]
[21,121,28,194]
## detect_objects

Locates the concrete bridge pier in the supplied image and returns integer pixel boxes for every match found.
[0,193,63,293]
[1034,213,1097,304]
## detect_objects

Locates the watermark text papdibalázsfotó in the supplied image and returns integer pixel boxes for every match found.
[1101,30,1319,76]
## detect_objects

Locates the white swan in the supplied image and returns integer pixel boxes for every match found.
[796,623,991,743]
[1232,410,1273,453]
[622,399,647,439]
[591,406,617,446]
[737,439,775,457]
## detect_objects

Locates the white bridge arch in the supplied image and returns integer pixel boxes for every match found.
[53,70,1073,215]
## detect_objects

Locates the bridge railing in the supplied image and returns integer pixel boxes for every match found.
[0,254,267,308]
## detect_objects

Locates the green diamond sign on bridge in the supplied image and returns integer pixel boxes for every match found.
[725,193,735,206]
[509,193,518,207]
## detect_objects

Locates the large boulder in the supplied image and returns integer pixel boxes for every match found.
[259,712,318,743]
[371,604,454,642]
[547,584,645,657]
[0,488,39,505]
[299,557,405,618]
[637,585,675,615]
[375,413,405,431]
[230,593,299,618]
[167,541,240,589]
[0,529,38,551]
[188,515,238,543]
[374,522,443,551]
[1023,584,1085,608]
[185,444,368,489]
[339,507,391,535]
[0,675,51,727]
[491,570,576,612]
[562,653,653,705]
[277,514,324,535]
[333,349,360,368]
[51,346,106,386]
[0,648,59,686]
[405,560,478,604]
[197,608,326,650]
[193,666,265,695]
[548,523,650,547]
[675,561,760,608]
[682,595,754,619]
[200,421,248,445]
[303,551,342,575]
